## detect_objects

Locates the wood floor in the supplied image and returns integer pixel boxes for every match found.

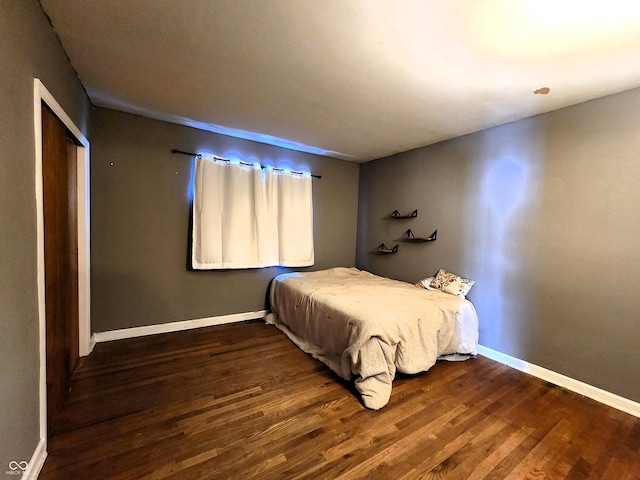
[40,321,640,480]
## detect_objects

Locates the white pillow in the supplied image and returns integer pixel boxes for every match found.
[430,269,475,298]
[415,277,437,290]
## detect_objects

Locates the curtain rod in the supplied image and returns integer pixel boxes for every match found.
[171,149,322,179]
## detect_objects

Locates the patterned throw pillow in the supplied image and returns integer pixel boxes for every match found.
[430,269,475,298]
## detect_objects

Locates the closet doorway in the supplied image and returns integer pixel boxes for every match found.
[41,103,80,434]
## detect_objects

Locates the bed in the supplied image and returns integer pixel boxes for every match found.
[265,267,479,409]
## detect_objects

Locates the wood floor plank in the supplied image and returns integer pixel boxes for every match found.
[39,320,640,480]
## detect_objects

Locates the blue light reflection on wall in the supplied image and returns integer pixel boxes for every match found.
[94,96,348,159]
[484,158,529,219]
[483,158,528,332]
[465,154,538,349]
[187,156,196,202]
[181,118,350,159]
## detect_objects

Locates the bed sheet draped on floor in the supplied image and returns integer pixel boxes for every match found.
[265,267,479,409]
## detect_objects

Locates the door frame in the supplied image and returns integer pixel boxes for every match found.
[33,79,91,445]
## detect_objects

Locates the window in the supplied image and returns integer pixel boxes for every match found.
[191,157,314,269]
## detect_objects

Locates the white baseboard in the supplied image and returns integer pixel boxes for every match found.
[22,437,47,480]
[478,345,640,418]
[92,310,269,343]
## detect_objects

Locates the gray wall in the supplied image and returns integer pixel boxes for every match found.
[0,0,90,469]
[90,107,360,332]
[357,87,640,403]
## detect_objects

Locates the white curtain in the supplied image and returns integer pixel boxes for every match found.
[192,158,314,269]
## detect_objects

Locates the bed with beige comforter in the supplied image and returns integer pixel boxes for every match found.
[265,267,479,409]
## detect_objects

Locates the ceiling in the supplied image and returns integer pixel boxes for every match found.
[40,0,640,162]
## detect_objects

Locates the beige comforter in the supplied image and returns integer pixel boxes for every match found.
[265,267,479,409]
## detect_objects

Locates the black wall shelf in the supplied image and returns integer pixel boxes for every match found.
[390,209,418,219]
[400,228,437,242]
[373,243,399,254]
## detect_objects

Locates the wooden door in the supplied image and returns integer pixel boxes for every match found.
[42,104,79,433]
